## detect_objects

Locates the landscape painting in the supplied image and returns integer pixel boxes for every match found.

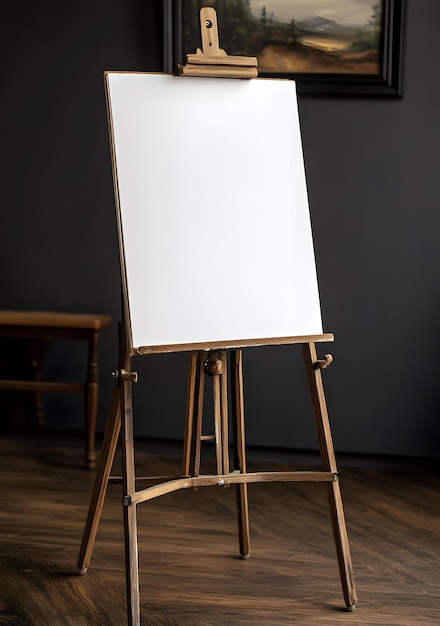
[172,0,404,95]
[251,0,382,75]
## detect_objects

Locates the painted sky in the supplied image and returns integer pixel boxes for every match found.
[248,0,378,26]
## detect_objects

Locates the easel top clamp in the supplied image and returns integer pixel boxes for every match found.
[176,7,258,78]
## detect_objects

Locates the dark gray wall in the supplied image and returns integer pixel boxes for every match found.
[1,0,440,458]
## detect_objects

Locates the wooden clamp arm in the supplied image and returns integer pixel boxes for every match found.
[177,7,258,78]
[199,7,223,57]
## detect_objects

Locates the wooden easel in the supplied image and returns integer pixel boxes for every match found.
[77,9,357,624]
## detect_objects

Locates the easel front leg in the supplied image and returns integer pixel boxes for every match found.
[302,342,357,610]
[77,375,121,572]
[120,369,141,626]
[231,349,250,558]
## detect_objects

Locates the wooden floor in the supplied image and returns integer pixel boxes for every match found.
[0,431,439,626]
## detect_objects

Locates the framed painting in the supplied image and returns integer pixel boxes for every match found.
[164,0,404,96]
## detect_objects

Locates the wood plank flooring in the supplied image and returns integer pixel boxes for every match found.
[0,431,439,625]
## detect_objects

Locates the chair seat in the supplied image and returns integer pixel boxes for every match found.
[0,309,112,469]
[0,311,111,331]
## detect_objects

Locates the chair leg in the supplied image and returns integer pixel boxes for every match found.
[77,375,121,572]
[29,338,45,427]
[302,342,357,609]
[84,330,100,470]
[231,349,250,558]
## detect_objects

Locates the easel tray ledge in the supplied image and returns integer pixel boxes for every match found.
[131,333,334,356]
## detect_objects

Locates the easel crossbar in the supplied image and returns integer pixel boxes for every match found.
[131,333,334,356]
[125,471,338,505]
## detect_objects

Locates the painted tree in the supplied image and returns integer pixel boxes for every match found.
[369,4,381,31]
[289,18,297,45]
[369,4,381,49]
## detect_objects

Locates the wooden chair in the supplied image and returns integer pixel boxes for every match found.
[0,310,111,469]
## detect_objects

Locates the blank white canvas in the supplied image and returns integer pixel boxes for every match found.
[106,72,323,349]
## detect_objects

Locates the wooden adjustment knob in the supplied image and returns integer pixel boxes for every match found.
[120,369,139,382]
[206,357,223,375]
[314,354,333,370]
